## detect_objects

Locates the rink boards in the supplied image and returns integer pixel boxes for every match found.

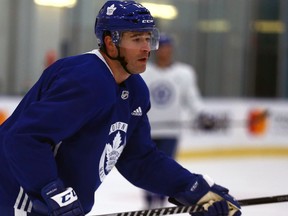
[180,98,288,159]
[1,96,288,159]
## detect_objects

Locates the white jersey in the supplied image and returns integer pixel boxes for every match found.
[142,62,202,138]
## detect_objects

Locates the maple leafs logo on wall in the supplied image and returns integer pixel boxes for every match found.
[105,132,124,173]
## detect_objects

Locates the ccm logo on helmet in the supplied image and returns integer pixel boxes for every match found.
[142,20,153,23]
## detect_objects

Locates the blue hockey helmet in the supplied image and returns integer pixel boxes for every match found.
[95,0,159,50]
[159,33,174,46]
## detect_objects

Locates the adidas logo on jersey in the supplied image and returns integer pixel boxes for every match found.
[131,107,142,116]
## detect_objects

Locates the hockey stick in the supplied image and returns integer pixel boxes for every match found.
[94,194,288,216]
[238,194,288,206]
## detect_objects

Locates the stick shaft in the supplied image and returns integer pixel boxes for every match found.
[238,194,288,206]
[94,205,202,216]
[94,194,288,216]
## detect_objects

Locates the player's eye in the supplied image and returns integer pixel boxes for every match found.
[133,37,141,42]
[145,37,151,43]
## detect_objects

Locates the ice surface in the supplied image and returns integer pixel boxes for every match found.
[88,157,288,216]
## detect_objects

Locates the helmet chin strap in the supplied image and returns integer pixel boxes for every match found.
[104,46,133,75]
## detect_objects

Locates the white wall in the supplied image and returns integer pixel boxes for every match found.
[0,0,68,94]
[0,0,10,93]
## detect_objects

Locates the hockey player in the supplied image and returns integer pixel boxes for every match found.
[0,1,241,216]
[141,33,202,208]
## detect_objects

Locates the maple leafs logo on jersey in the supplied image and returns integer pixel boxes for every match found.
[150,81,174,106]
[105,132,125,173]
[99,122,128,182]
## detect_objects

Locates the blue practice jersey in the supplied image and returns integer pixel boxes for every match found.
[0,50,196,214]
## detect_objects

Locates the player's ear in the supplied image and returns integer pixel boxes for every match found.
[104,36,117,58]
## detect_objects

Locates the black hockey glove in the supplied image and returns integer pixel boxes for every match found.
[33,179,85,216]
[169,175,241,216]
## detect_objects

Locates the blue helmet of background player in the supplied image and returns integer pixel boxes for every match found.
[159,33,174,46]
[95,0,159,50]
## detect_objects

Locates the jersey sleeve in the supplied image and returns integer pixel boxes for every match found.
[180,64,203,116]
[116,112,197,196]
[2,62,102,199]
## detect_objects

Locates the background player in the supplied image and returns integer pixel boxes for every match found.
[141,33,202,208]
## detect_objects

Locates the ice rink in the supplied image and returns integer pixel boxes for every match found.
[88,156,288,216]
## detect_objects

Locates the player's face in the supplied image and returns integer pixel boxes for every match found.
[118,31,151,74]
